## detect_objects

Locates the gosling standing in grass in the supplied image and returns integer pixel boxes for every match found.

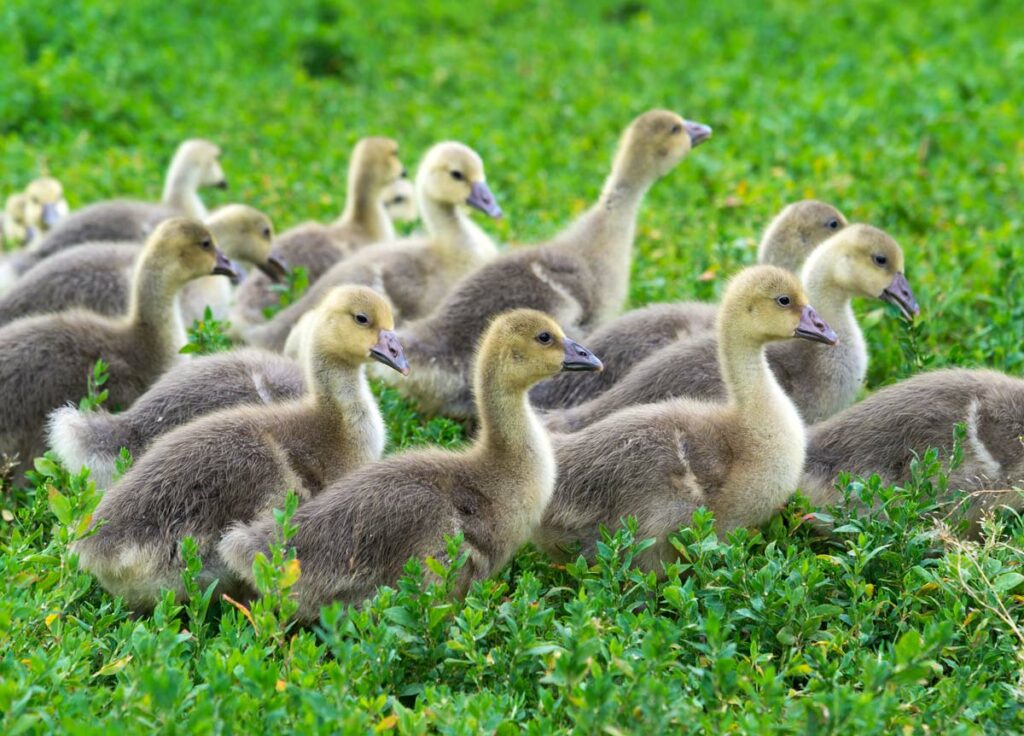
[74,286,408,610]
[0,218,237,477]
[380,109,711,420]
[545,224,917,431]
[219,310,603,621]
[530,199,847,410]
[536,266,837,571]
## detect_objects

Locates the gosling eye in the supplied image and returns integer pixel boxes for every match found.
[536,331,553,345]
[873,254,889,267]
[399,168,408,179]
[354,313,370,326]
[261,226,272,239]
[669,123,683,135]
[450,170,465,181]
[827,218,841,230]
[391,196,406,204]
[775,295,792,308]
[200,238,213,251]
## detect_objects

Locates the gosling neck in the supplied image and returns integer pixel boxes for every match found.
[801,264,857,340]
[474,363,549,471]
[717,328,784,413]
[306,351,376,422]
[571,156,653,271]
[126,260,188,352]
[334,167,394,242]
[419,194,493,261]
[162,157,207,220]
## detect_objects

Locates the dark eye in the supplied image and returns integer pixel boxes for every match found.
[827,219,840,230]
[450,171,465,181]
[262,227,272,239]
[669,123,683,134]
[354,313,369,326]
[391,196,406,204]
[536,332,552,345]
[400,168,408,179]
[776,295,792,307]
[201,238,213,250]
[873,254,888,267]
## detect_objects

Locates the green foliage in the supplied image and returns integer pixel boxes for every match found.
[263,266,310,320]
[77,358,109,412]
[2,0,1024,731]
[180,306,233,355]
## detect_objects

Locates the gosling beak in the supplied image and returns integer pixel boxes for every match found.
[881,272,919,320]
[257,255,288,282]
[562,338,603,372]
[215,180,229,190]
[41,203,61,228]
[212,249,241,284]
[794,305,839,346]
[370,329,409,375]
[466,181,502,219]
[685,120,713,147]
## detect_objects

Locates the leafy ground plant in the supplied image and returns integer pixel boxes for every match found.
[2,0,1023,731]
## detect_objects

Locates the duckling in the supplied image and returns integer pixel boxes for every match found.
[48,348,305,488]
[229,137,405,330]
[802,369,1024,534]
[242,141,502,351]
[23,176,70,235]
[0,218,238,476]
[382,176,418,223]
[72,286,409,610]
[9,139,225,274]
[546,224,918,431]
[218,309,602,620]
[2,194,32,247]
[0,205,282,327]
[535,266,837,570]
[530,200,848,409]
[378,110,712,420]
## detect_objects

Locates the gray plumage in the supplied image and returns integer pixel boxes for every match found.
[242,141,501,351]
[72,286,404,610]
[219,310,599,620]
[382,110,712,420]
[802,369,1024,533]
[47,349,305,487]
[0,218,227,479]
[537,266,826,571]
[0,243,138,326]
[545,224,913,431]
[230,137,404,330]
[530,200,848,410]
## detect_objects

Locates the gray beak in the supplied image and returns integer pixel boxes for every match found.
[257,255,288,282]
[794,305,839,346]
[370,329,410,375]
[212,249,241,284]
[684,120,713,147]
[41,203,61,228]
[466,181,502,218]
[881,272,919,320]
[561,338,603,372]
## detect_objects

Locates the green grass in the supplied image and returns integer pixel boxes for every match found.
[2,0,1024,731]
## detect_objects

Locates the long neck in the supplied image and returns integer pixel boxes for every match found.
[333,167,394,242]
[306,352,375,422]
[126,261,186,351]
[419,194,492,261]
[577,166,649,249]
[474,366,547,469]
[718,331,784,413]
[162,157,206,219]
